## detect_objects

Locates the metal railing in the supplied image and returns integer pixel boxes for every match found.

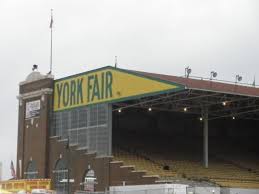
[75,188,180,194]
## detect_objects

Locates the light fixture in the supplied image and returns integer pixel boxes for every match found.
[183,107,188,112]
[199,117,203,121]
[210,71,217,80]
[41,95,45,102]
[222,101,227,106]
[32,64,38,71]
[185,66,192,78]
[148,107,152,112]
[235,75,242,83]
[118,109,122,113]
[232,116,235,120]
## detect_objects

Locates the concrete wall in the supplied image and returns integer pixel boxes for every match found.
[110,184,188,194]
[221,188,259,194]
[187,186,220,194]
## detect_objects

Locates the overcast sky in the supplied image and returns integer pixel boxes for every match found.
[0,0,258,179]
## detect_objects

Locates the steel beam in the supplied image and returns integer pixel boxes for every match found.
[203,106,209,168]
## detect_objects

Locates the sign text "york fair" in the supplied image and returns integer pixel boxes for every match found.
[56,71,113,108]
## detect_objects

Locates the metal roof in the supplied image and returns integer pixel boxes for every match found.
[114,68,259,120]
[133,70,259,98]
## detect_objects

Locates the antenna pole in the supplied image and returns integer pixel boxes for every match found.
[253,75,256,87]
[115,56,117,68]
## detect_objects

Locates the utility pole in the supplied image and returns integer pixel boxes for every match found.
[202,106,209,168]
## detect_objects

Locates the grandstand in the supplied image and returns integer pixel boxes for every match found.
[112,86,259,189]
[17,66,259,192]
[113,148,259,189]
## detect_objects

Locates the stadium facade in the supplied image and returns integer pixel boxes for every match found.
[16,66,259,193]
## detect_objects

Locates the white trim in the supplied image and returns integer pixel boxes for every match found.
[25,116,40,120]
[24,171,38,175]
[17,88,53,100]
[49,136,60,139]
[76,146,88,151]
[19,74,54,85]
[53,169,68,173]
[189,87,259,98]
[95,155,113,159]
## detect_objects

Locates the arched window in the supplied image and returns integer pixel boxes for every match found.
[53,159,68,194]
[24,161,38,179]
[81,168,96,192]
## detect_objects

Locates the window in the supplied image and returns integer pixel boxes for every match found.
[82,169,96,192]
[51,104,111,156]
[53,159,68,194]
[25,161,38,179]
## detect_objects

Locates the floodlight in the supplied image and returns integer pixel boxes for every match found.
[148,107,152,112]
[199,117,203,121]
[32,64,38,71]
[236,75,242,83]
[118,109,122,113]
[222,101,227,106]
[232,116,235,120]
[185,66,192,78]
[187,68,192,74]
[210,71,217,79]
[183,107,188,112]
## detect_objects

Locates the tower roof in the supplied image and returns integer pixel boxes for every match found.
[26,71,45,82]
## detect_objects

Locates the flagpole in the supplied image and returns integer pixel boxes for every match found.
[50,9,53,74]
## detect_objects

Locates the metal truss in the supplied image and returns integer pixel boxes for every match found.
[113,89,259,121]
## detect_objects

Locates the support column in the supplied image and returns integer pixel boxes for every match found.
[108,104,113,156]
[203,107,209,168]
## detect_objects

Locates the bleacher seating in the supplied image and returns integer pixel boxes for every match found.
[112,134,259,188]
[113,148,177,178]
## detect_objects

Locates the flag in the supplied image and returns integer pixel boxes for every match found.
[50,10,53,28]
[252,75,256,87]
[10,160,16,178]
